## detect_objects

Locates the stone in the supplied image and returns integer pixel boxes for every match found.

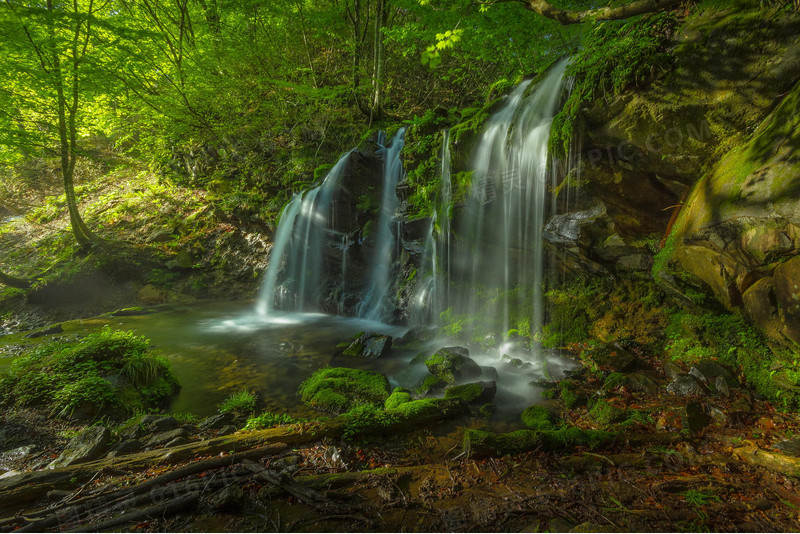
[715,376,731,397]
[691,360,738,388]
[209,485,245,511]
[666,375,705,396]
[271,454,303,470]
[683,401,710,434]
[625,372,660,394]
[198,412,235,431]
[773,256,800,343]
[146,229,173,243]
[444,381,497,404]
[49,426,112,469]
[113,439,142,455]
[708,404,729,425]
[586,343,637,372]
[742,277,776,330]
[146,428,188,448]
[663,361,683,381]
[616,254,653,271]
[0,444,36,463]
[772,437,800,457]
[148,416,178,432]
[24,324,63,339]
[424,347,482,385]
[138,284,165,304]
[675,245,741,310]
[218,425,238,436]
[165,437,188,448]
[341,332,393,359]
[166,251,193,270]
[480,366,499,381]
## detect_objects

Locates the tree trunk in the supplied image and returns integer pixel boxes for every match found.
[0,270,30,289]
[369,0,386,123]
[519,0,683,24]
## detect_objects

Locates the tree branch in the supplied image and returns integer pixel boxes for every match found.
[502,0,683,24]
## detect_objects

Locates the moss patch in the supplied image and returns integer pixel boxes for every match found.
[298,367,391,414]
[0,327,179,420]
[384,387,414,410]
[521,405,557,431]
[464,427,614,457]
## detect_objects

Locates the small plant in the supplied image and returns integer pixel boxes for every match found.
[682,489,720,507]
[218,390,257,415]
[245,411,301,430]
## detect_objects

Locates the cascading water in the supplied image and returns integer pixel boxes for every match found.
[357,128,407,321]
[410,129,452,326]
[257,129,406,323]
[256,152,353,316]
[448,58,571,347]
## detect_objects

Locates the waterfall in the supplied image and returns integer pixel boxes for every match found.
[410,129,452,326]
[449,58,571,343]
[256,152,353,316]
[356,127,407,321]
[257,129,406,323]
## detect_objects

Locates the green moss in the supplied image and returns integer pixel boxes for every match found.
[589,399,627,427]
[0,327,178,420]
[245,411,303,430]
[416,373,446,395]
[444,383,484,403]
[521,405,556,431]
[340,398,452,440]
[664,309,800,408]
[298,367,390,414]
[384,387,413,410]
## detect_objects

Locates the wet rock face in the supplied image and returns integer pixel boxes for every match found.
[666,375,706,397]
[341,332,393,359]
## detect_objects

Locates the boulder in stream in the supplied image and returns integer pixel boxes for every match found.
[424,347,482,385]
[341,332,393,359]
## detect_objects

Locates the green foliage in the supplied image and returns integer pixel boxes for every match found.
[444,383,484,403]
[521,405,557,431]
[218,390,258,415]
[664,309,800,407]
[245,411,302,430]
[0,327,178,419]
[550,12,679,158]
[298,367,391,414]
[464,427,614,456]
[682,489,721,507]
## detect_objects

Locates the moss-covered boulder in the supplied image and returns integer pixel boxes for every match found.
[444,381,497,404]
[521,405,557,431]
[341,332,393,359]
[298,367,390,414]
[424,346,482,385]
[384,387,413,410]
[589,399,627,427]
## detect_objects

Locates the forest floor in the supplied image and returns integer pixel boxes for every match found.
[0,154,271,333]
[2,341,800,533]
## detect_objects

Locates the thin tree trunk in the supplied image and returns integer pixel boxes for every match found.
[0,270,30,289]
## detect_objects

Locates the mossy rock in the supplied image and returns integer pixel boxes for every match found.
[444,381,497,404]
[589,399,628,427]
[384,387,413,410]
[521,405,557,431]
[416,373,447,395]
[424,346,482,385]
[298,367,390,414]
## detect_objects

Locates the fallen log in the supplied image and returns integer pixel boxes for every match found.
[733,443,800,477]
[0,398,468,518]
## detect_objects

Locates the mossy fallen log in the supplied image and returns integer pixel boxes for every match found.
[0,398,468,516]
[733,443,800,477]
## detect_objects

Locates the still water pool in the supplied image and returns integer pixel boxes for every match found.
[0,300,577,421]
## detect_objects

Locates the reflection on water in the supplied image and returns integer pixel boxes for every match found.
[0,301,578,422]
